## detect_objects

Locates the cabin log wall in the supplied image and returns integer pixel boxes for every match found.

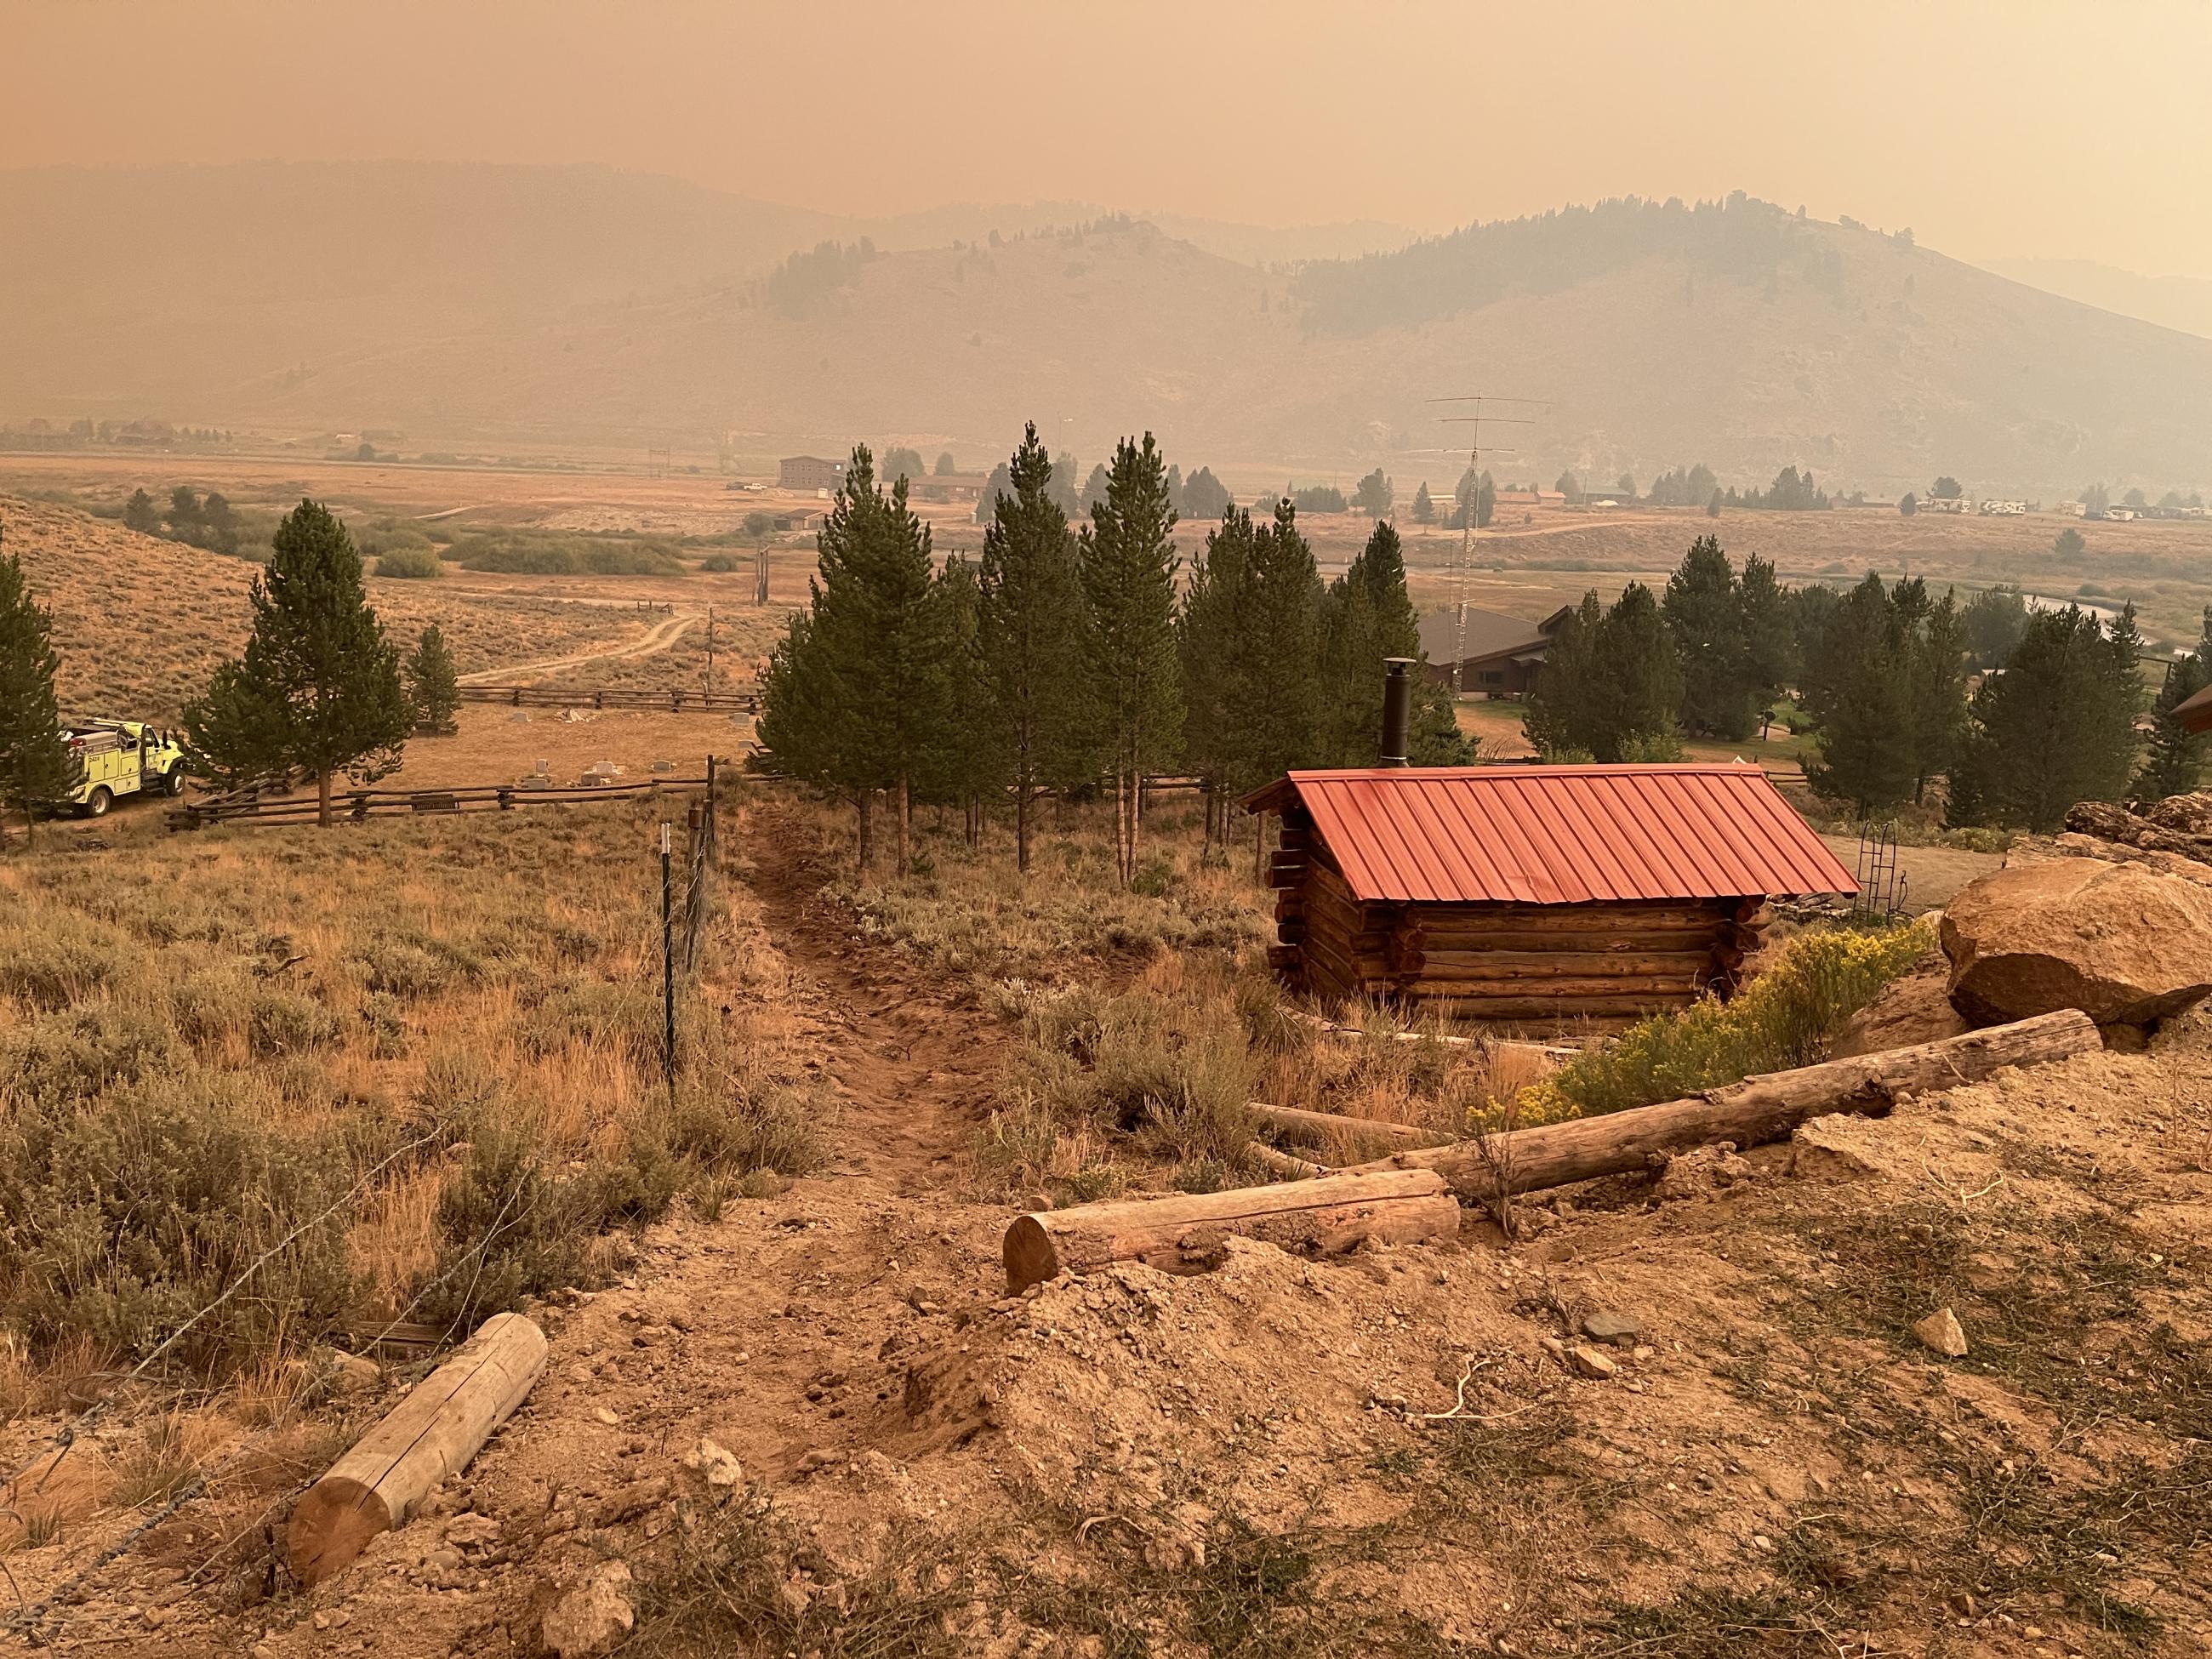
[1274,838,1766,1023]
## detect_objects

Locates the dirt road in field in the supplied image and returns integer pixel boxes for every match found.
[455,607,702,684]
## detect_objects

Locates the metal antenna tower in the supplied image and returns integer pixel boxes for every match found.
[1429,395,1548,692]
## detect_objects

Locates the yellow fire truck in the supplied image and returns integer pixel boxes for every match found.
[60,719,189,816]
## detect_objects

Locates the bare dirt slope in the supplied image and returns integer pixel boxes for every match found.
[31,801,2212,1657]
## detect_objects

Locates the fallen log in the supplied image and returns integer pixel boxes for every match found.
[1339,1010,2098,1201]
[1251,1102,1444,1151]
[288,1312,547,1588]
[1003,1169,1459,1291]
[1246,1140,1329,1180]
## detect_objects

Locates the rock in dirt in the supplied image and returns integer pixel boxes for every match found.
[1789,1114,1890,1182]
[1568,1344,1620,1379]
[541,1561,634,1658]
[1650,1142,1753,1201]
[1939,858,2212,1033]
[681,1438,744,1488]
[1913,1308,1970,1359]
[1828,954,1970,1058]
[1579,1310,1641,1347]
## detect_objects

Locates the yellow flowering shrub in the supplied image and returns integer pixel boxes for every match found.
[1497,917,1934,1126]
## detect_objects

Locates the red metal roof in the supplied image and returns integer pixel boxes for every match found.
[2178,681,2212,735]
[1248,765,1858,905]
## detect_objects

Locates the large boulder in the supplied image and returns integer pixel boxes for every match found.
[1940,858,2212,1034]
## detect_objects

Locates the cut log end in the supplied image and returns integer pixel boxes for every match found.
[1003,1214,1058,1292]
[286,1476,392,1589]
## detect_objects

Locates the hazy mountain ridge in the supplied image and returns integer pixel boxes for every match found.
[1979,257,2212,342]
[3,162,2208,494]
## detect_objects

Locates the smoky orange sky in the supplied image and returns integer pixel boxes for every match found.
[5,0,2209,277]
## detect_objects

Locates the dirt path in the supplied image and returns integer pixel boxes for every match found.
[457,608,700,685]
[740,799,1005,1189]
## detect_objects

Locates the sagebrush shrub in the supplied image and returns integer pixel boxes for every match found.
[0,1071,357,1371]
[1514,918,1934,1123]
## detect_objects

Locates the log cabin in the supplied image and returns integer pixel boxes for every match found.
[1243,760,1857,1027]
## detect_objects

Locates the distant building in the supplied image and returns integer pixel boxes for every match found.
[1977,499,2028,516]
[1921,494,1970,514]
[778,455,847,492]
[1417,604,1575,697]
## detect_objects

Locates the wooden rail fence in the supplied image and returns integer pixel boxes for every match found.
[459,683,757,713]
[168,775,710,830]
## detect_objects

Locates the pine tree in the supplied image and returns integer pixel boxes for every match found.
[2132,607,2211,801]
[920,553,996,845]
[1949,604,2141,831]
[0,532,82,841]
[1803,574,1915,814]
[1902,590,1969,802]
[1738,554,1796,733]
[1080,434,1183,886]
[1410,482,1435,526]
[1351,468,1393,518]
[757,447,949,869]
[1595,583,1683,758]
[406,624,459,736]
[1226,503,1323,790]
[183,499,412,826]
[977,425,1095,870]
[1523,592,1604,760]
[1178,505,1257,844]
[1318,520,1469,767]
[1662,535,1753,739]
[123,488,159,534]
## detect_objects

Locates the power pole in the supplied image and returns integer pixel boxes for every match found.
[1429,394,1547,693]
[704,604,715,688]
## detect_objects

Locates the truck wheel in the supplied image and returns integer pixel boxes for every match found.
[86,786,113,818]
[163,765,186,796]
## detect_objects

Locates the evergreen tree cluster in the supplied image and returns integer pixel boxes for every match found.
[1445,467,1495,529]
[1660,536,1794,741]
[123,483,242,554]
[1719,465,1833,511]
[1947,602,2146,832]
[761,432,1471,881]
[1643,463,1719,507]
[1800,575,1968,813]
[1522,584,1683,761]
[972,455,1229,527]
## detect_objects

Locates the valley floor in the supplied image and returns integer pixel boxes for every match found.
[9,794,2209,1658]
